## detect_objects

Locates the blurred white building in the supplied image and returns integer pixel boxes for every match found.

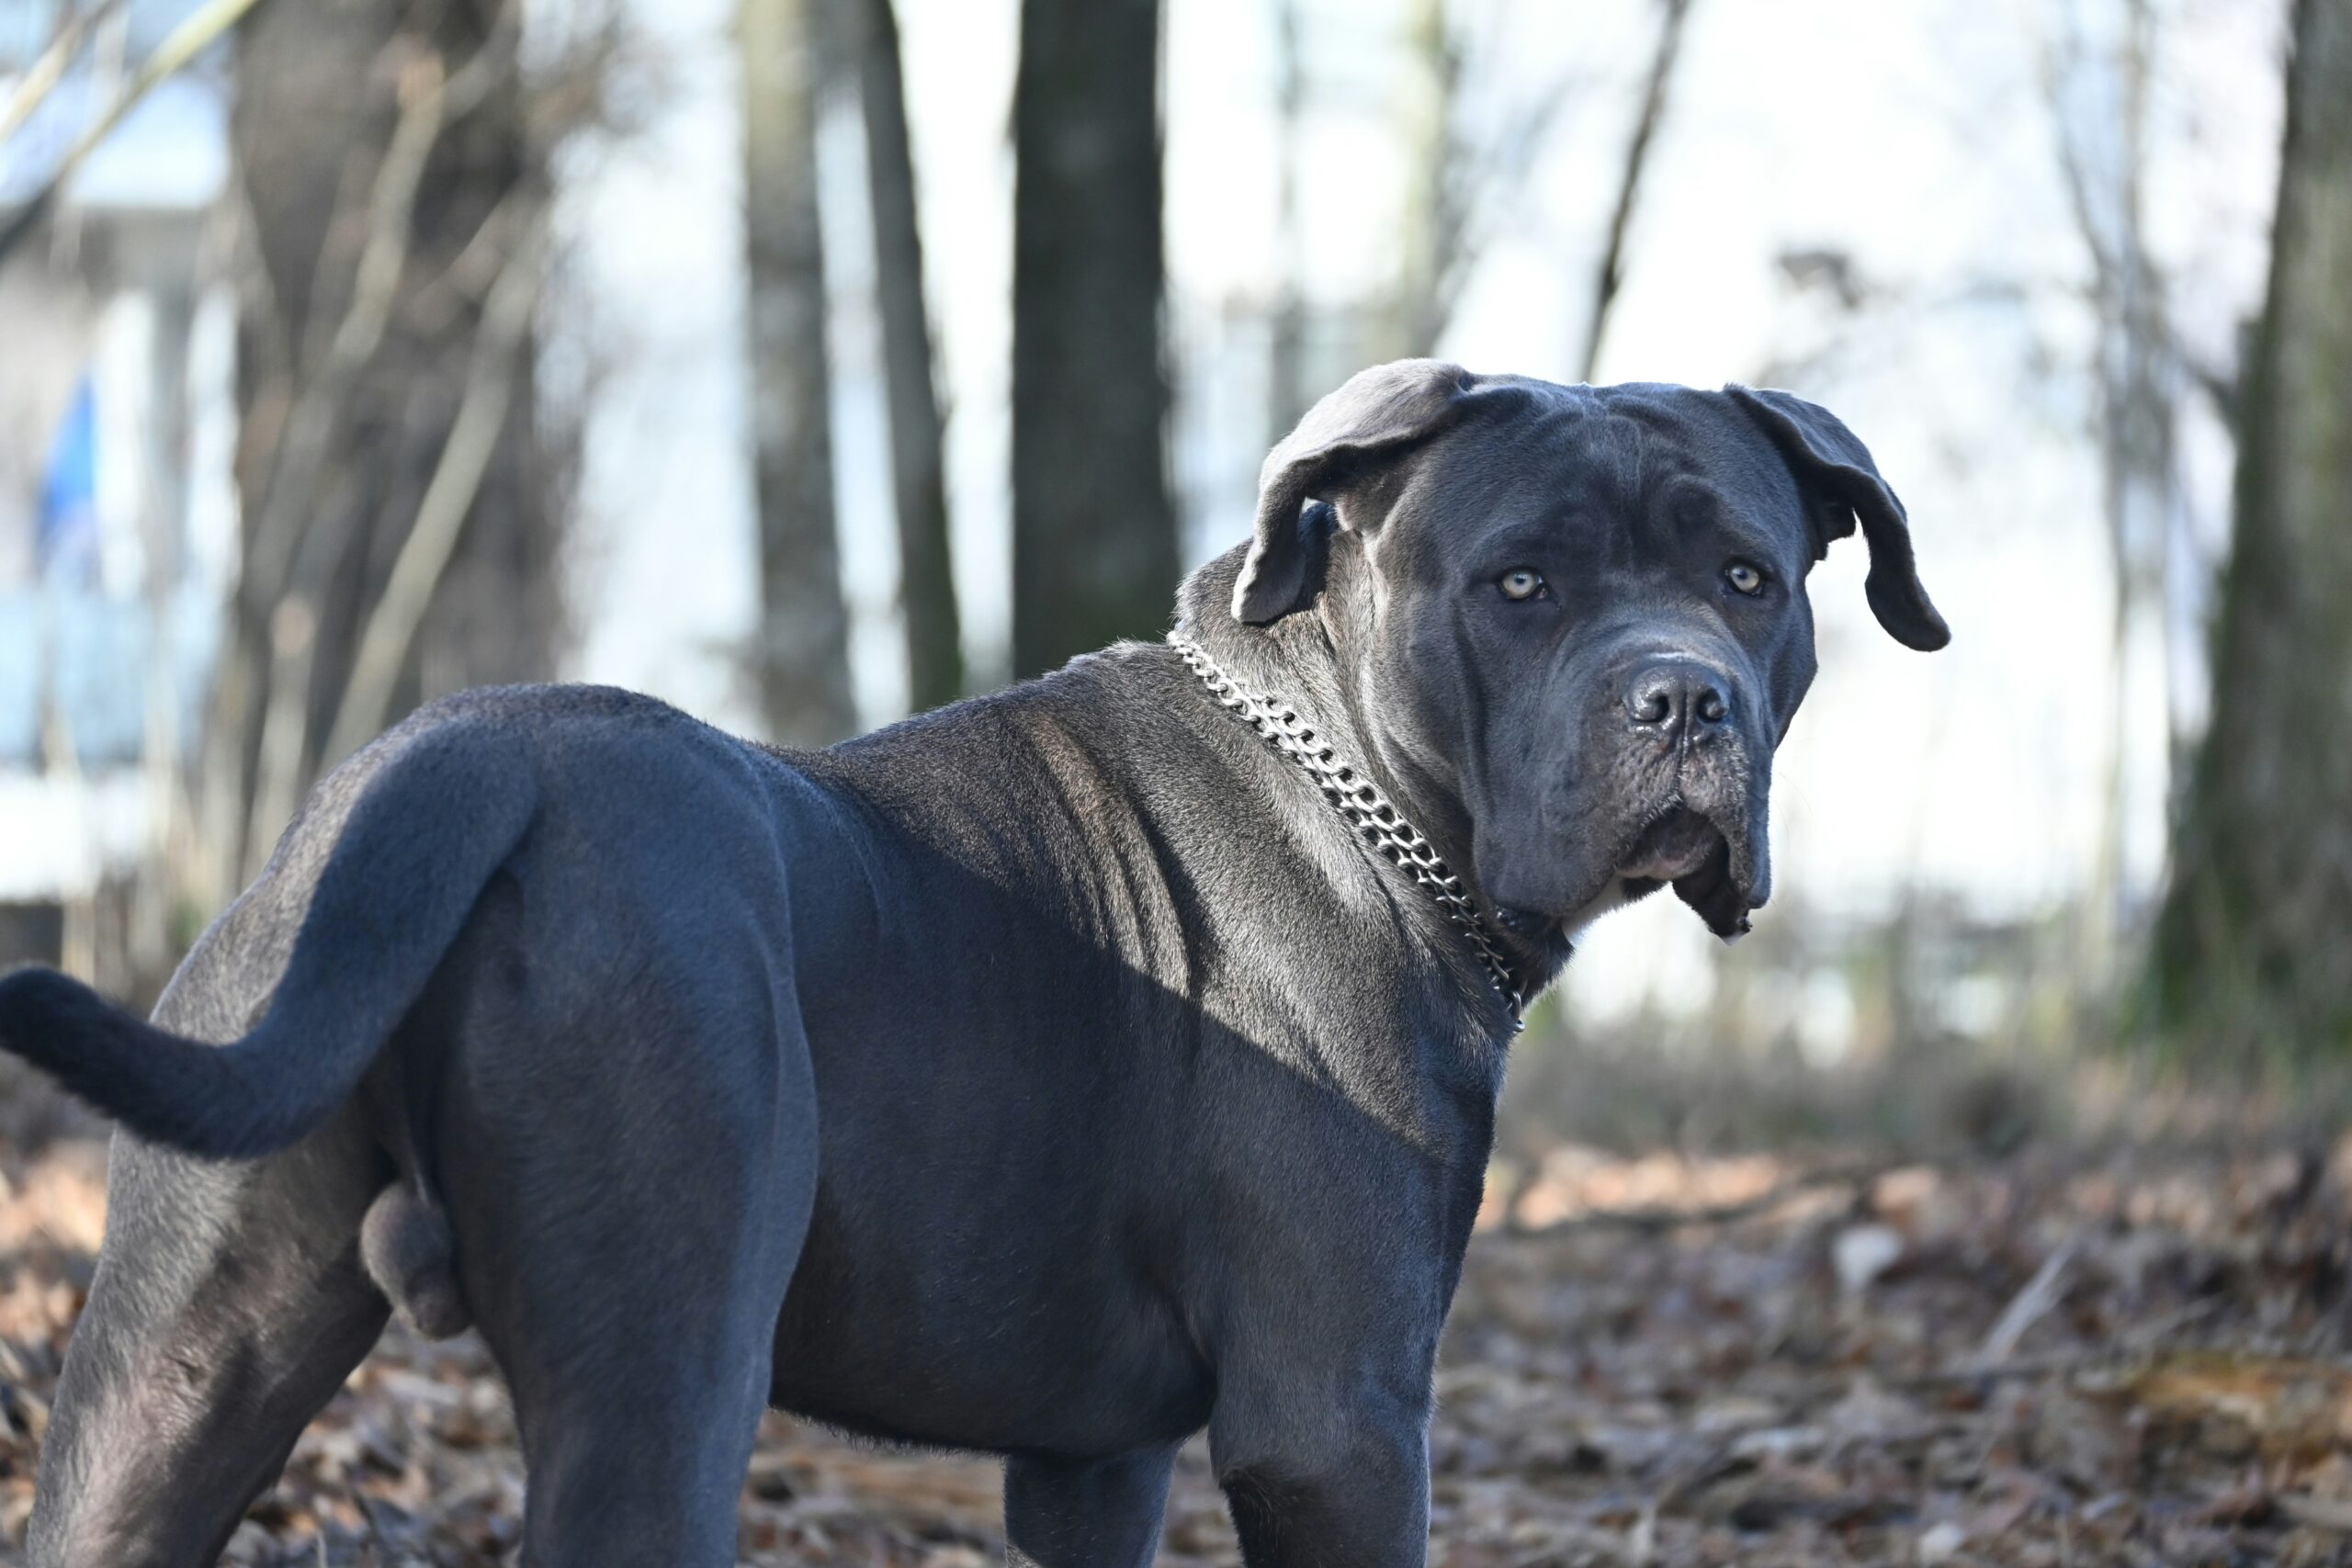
[0,0,235,952]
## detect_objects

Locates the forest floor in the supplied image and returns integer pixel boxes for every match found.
[2,1126,2351,1566]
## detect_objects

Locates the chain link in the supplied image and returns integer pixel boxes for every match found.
[1170,637,1526,1032]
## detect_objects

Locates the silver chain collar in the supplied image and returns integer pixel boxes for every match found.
[1169,636,1527,1032]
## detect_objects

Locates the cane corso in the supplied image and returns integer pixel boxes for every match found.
[0,361,1945,1566]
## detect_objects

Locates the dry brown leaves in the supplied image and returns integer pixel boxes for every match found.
[2,1134,2351,1565]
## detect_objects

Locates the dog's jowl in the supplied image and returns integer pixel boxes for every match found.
[0,361,1945,1568]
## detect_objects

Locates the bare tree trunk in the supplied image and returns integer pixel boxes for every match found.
[1011,0,1179,679]
[1266,0,1309,444]
[2152,0,2352,1051]
[1385,0,1464,361]
[2052,0,2179,992]
[855,0,961,712]
[202,0,554,903]
[1577,0,1692,383]
[742,0,854,744]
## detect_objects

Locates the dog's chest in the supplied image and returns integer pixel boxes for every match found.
[764,1184,1212,1454]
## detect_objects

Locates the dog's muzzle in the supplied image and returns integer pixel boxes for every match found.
[1609,657,1767,940]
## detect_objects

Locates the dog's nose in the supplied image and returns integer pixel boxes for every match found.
[1624,660,1732,736]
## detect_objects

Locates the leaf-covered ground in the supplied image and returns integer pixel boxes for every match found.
[3,1132,2351,1565]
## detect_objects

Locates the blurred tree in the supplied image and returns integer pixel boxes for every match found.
[1374,2,1597,370]
[1266,0,1309,441]
[1010,0,1179,679]
[742,0,855,744]
[2051,0,2182,989]
[2152,0,2352,1052]
[1577,0,1692,382]
[854,0,962,712]
[1386,0,1466,360]
[1384,0,1576,365]
[203,0,560,901]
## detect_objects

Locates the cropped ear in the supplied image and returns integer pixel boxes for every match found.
[1724,385,1951,652]
[1233,358,1479,624]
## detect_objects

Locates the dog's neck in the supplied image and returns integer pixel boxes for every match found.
[1172,539,1562,1000]
[1173,541,1462,843]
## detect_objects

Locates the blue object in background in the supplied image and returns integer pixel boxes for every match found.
[37,376,98,589]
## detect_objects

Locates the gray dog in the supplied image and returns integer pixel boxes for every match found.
[0,360,1944,1567]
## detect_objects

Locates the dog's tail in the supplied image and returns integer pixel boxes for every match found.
[0,718,537,1160]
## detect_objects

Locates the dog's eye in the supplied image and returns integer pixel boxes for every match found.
[1498,569,1547,602]
[1724,561,1767,597]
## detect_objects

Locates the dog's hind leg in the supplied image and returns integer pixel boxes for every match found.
[26,1112,390,1568]
[449,982,820,1568]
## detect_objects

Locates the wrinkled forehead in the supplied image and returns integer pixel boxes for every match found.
[1396,381,1813,572]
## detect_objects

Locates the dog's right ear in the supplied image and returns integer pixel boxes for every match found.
[1233,358,1479,624]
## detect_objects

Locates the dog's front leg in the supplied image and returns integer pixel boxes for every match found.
[1003,1446,1177,1568]
[1210,1393,1431,1568]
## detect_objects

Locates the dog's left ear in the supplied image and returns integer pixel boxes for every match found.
[1724,386,1951,652]
[1234,358,1479,624]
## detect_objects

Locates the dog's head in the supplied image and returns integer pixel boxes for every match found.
[1227,359,1947,952]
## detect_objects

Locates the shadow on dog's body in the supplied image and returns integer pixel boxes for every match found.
[0,364,1945,1567]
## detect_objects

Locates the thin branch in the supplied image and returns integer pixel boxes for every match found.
[1576,0,1694,383]
[233,17,519,874]
[0,0,269,265]
[1973,1240,2079,1368]
[1437,67,1577,330]
[403,186,528,335]
[1390,4,1580,359]
[2043,0,2183,983]
[2278,1495,2352,1534]
[0,0,129,146]
[236,29,509,619]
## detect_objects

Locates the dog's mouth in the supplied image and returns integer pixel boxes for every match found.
[1485,795,1768,949]
[1617,807,1723,883]
[1614,805,1760,942]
